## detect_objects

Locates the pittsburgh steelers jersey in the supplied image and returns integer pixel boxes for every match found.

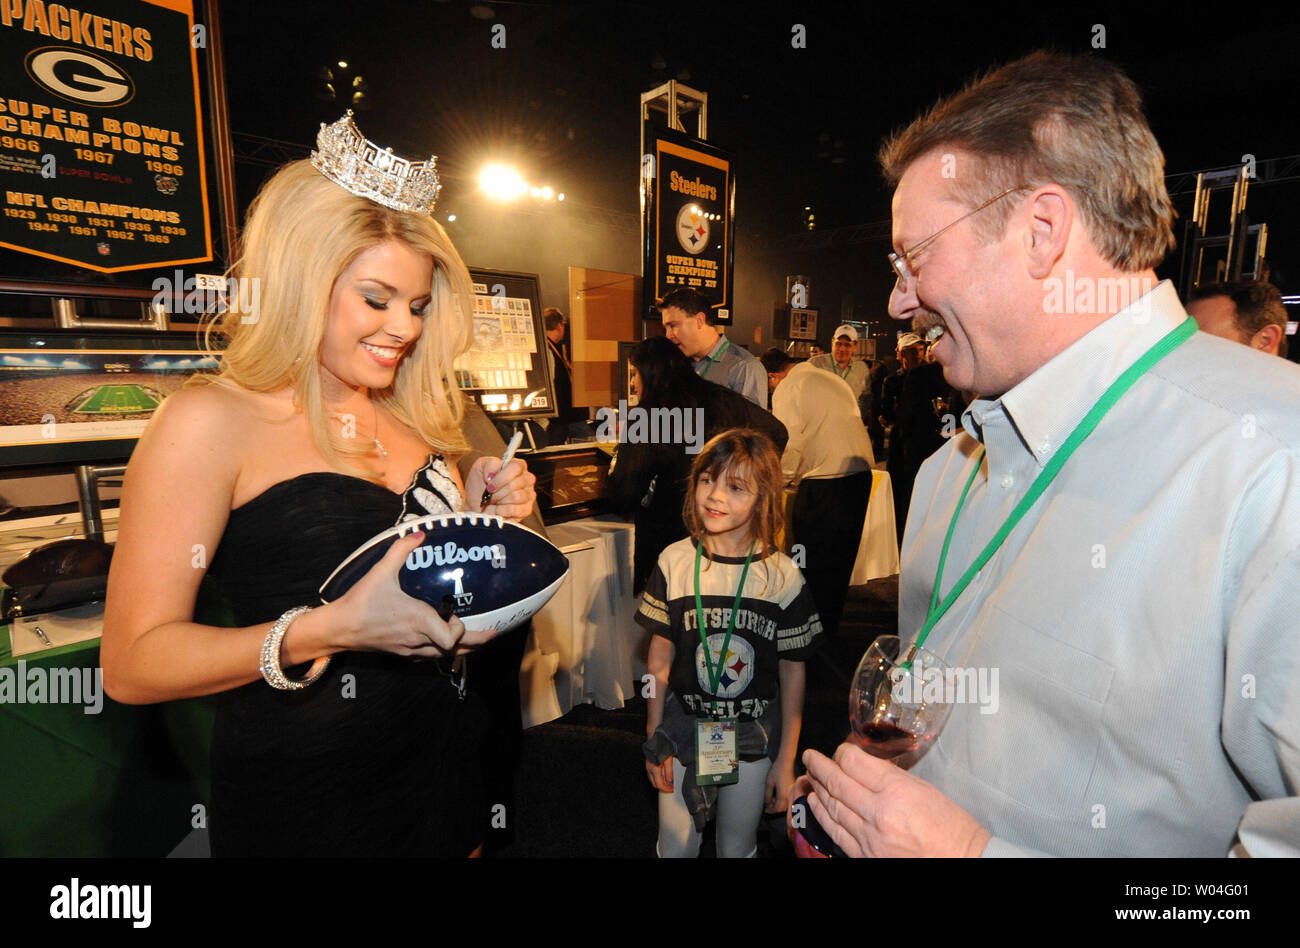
[636,536,822,720]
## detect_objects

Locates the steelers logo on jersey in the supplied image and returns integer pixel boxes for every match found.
[695,633,755,699]
[676,203,710,254]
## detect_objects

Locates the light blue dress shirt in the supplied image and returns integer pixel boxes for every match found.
[901,280,1300,857]
[695,334,767,408]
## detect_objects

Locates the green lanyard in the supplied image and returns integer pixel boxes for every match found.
[696,338,730,377]
[836,361,852,380]
[916,316,1196,652]
[694,539,755,712]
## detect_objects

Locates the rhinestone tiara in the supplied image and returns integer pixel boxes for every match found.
[310,111,441,215]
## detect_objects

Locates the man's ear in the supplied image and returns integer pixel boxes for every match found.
[1022,185,1072,280]
[1251,323,1283,354]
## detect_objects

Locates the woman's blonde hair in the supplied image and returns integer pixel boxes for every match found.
[196,159,474,472]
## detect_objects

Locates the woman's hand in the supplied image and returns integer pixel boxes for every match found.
[330,529,497,658]
[646,756,675,793]
[466,455,537,520]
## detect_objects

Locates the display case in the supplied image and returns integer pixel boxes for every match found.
[457,267,557,422]
[527,445,613,525]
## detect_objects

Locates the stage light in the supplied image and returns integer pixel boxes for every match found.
[530,186,541,198]
[338,60,348,68]
[557,192,565,201]
[541,186,553,199]
[447,214,457,222]
[478,163,528,201]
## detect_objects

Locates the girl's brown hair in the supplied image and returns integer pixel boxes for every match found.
[683,428,786,587]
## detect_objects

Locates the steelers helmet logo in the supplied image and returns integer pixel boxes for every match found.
[695,633,755,699]
[676,203,710,254]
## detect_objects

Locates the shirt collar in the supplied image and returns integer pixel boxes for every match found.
[696,333,727,363]
[963,280,1188,465]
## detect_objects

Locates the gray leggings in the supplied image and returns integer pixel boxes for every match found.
[657,757,773,858]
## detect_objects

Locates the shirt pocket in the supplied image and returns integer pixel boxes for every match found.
[933,604,1115,816]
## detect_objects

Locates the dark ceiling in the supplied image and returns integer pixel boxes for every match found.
[218,0,1300,283]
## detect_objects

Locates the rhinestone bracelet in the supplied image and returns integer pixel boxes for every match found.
[259,606,330,690]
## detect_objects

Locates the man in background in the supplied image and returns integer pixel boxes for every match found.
[1186,280,1289,358]
[878,332,948,542]
[762,348,875,639]
[660,287,766,407]
[809,324,871,407]
[542,308,590,444]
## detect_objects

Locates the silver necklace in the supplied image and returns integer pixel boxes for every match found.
[370,398,387,458]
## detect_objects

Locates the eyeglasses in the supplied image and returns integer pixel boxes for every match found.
[888,185,1032,289]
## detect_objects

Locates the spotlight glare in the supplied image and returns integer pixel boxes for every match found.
[529,186,541,198]
[478,163,528,201]
[338,60,348,68]
[541,186,553,199]
[447,214,457,222]
[557,192,565,201]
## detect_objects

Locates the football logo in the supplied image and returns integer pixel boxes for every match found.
[442,567,473,608]
[26,47,135,107]
[676,203,709,254]
[695,633,754,699]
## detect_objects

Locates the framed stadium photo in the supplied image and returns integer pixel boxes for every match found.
[0,329,219,468]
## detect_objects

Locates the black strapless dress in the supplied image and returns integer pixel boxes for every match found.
[205,456,489,856]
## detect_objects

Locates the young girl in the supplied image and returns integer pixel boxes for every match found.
[637,428,822,858]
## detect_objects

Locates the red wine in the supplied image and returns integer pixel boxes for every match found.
[849,719,931,768]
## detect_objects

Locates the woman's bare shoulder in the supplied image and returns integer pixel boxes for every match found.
[135,382,293,479]
[152,379,290,433]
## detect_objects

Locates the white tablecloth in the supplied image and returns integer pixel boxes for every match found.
[520,515,644,728]
[850,469,900,584]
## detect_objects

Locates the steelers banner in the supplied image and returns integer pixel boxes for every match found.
[645,128,735,322]
[0,0,212,273]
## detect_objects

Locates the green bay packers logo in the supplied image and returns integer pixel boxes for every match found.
[676,203,709,254]
[26,47,135,107]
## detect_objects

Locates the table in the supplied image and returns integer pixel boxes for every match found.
[521,514,645,728]
[0,614,214,857]
[850,469,901,584]
[781,469,901,585]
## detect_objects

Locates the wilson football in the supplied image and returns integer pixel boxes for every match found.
[318,512,569,633]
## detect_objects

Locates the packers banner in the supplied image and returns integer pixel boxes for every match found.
[645,128,735,322]
[0,0,211,273]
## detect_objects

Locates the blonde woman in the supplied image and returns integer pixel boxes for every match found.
[102,117,536,856]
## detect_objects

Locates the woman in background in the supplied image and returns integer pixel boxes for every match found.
[606,336,787,594]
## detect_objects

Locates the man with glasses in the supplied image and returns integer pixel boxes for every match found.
[798,52,1300,857]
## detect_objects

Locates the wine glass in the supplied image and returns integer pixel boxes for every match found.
[848,635,954,769]
[792,635,954,857]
